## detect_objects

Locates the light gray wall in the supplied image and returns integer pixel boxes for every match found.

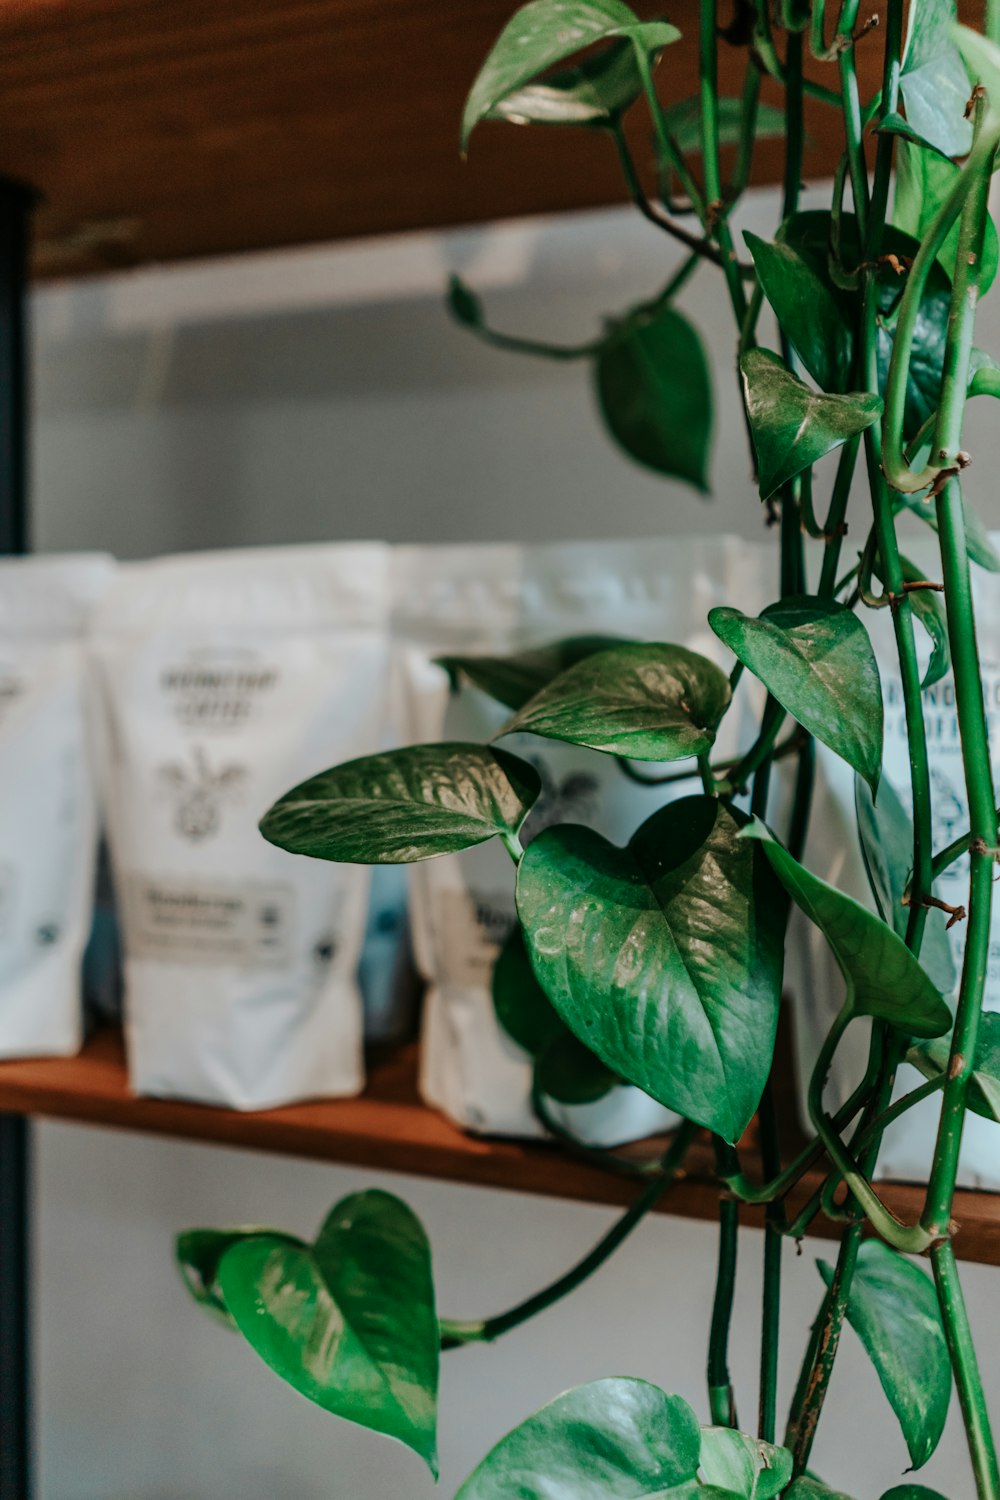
[28,192,1000,1499]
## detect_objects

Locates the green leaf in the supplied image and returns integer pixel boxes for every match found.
[176,1227,305,1328]
[516,796,786,1141]
[663,96,786,153]
[596,303,713,489]
[536,1031,618,1103]
[909,1012,1000,1121]
[218,1191,439,1473]
[462,0,679,150]
[740,348,882,500]
[699,1428,793,1499]
[492,923,566,1056]
[901,489,1000,572]
[259,743,540,863]
[904,561,950,689]
[454,1378,703,1499]
[818,1240,950,1469]
[744,822,952,1039]
[900,0,973,157]
[709,597,883,794]
[744,232,853,393]
[955,25,1000,113]
[485,37,651,127]
[501,643,731,762]
[881,1488,950,1499]
[448,274,483,328]
[785,1482,856,1500]
[875,110,954,159]
[854,776,956,995]
[894,143,999,298]
[439,634,628,711]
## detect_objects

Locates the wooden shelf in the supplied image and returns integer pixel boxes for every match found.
[0,0,889,279]
[0,1028,996,1265]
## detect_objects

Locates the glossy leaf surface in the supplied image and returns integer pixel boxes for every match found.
[260,744,540,863]
[461,0,679,148]
[710,597,883,794]
[900,0,973,156]
[744,231,853,393]
[745,823,952,1038]
[854,776,956,994]
[219,1191,439,1472]
[454,1378,703,1499]
[485,37,651,126]
[818,1240,950,1469]
[910,1012,1000,1121]
[699,1427,793,1499]
[517,796,786,1141]
[740,349,882,499]
[502,643,731,762]
[176,1227,305,1328]
[439,635,627,711]
[596,304,713,489]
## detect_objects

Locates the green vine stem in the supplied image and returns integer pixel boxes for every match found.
[932,1240,1000,1500]
[785,1223,863,1472]
[708,1175,740,1427]
[440,1123,698,1350]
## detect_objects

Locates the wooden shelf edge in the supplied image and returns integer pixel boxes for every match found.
[0,1030,995,1266]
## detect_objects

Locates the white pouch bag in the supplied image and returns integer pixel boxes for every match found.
[395,536,768,1142]
[786,533,1000,1190]
[0,553,115,1058]
[90,543,389,1110]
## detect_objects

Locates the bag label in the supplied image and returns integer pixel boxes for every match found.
[124,875,295,968]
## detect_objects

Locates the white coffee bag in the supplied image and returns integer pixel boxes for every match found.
[786,533,1000,1189]
[0,553,115,1058]
[395,537,768,1142]
[90,544,389,1110]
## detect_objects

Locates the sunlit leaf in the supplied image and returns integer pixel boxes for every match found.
[260,744,540,863]
[517,796,786,1141]
[501,643,731,762]
[439,635,628,711]
[740,348,882,500]
[176,1227,305,1328]
[454,1378,703,1499]
[744,822,952,1038]
[596,303,713,490]
[462,0,679,149]
[817,1240,950,1469]
[710,597,883,794]
[900,0,973,157]
[854,776,956,994]
[219,1191,439,1473]
[909,1012,1000,1121]
[486,37,653,126]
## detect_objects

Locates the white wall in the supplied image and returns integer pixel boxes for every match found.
[29,192,1000,1499]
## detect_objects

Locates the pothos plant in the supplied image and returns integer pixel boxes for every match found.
[175,1,1000,1495]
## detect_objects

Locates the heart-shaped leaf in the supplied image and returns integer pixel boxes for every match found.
[440,635,628,711]
[818,1240,950,1469]
[218,1191,439,1473]
[895,142,999,298]
[462,0,679,149]
[909,1012,1000,1121]
[454,1378,703,1499]
[516,796,786,1141]
[176,1227,305,1328]
[740,348,882,500]
[260,743,540,863]
[596,303,713,490]
[744,822,952,1038]
[709,597,883,794]
[699,1427,793,1499]
[744,232,854,394]
[501,643,731,762]
[854,776,956,994]
[900,0,973,158]
[485,37,651,127]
